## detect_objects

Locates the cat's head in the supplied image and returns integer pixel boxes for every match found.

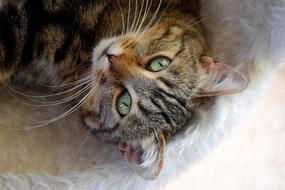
[81,14,247,180]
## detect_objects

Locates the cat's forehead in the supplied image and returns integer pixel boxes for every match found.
[118,23,184,57]
[141,25,182,47]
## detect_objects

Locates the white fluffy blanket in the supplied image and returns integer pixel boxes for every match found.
[0,0,285,189]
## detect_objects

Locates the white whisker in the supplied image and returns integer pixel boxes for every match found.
[133,0,145,34]
[126,0,131,33]
[116,0,126,35]
[6,83,95,131]
[22,87,95,131]
[130,0,138,33]
[8,83,92,107]
[144,0,163,29]
[8,78,92,99]
[152,0,173,27]
[40,74,92,89]
[136,0,152,36]
[181,16,211,31]
[0,82,98,131]
[138,0,162,38]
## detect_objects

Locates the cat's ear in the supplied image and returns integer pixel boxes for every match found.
[118,133,165,180]
[197,56,248,97]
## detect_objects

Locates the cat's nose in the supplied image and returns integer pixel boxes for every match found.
[107,54,118,64]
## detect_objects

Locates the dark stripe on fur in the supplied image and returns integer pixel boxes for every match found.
[154,87,188,112]
[157,76,176,89]
[54,35,73,63]
[21,0,43,65]
[152,88,187,126]
[0,5,22,69]
[149,97,175,128]
[138,101,172,128]
[0,17,15,69]
[22,0,96,65]
[137,101,152,117]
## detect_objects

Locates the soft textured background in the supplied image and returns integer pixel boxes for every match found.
[1,0,285,189]
[165,66,285,190]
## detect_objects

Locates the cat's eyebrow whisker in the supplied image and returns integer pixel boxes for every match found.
[135,0,151,36]
[181,16,211,32]
[133,0,147,35]
[130,0,138,33]
[137,0,162,39]
[133,0,145,34]
[152,0,173,28]
[8,78,92,99]
[8,82,92,107]
[139,0,172,38]
[116,0,126,35]
[144,0,163,29]
[180,15,203,30]
[126,0,131,33]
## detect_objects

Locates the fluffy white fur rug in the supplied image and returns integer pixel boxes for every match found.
[0,0,285,189]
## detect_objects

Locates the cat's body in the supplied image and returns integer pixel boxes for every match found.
[0,0,247,179]
[1,0,119,84]
[0,0,199,85]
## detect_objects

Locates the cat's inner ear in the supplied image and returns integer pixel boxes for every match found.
[197,56,248,97]
[118,133,165,180]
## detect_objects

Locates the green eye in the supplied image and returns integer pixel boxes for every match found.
[148,56,171,72]
[117,91,132,116]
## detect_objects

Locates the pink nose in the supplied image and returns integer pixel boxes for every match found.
[107,54,118,64]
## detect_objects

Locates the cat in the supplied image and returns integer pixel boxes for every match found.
[0,0,247,180]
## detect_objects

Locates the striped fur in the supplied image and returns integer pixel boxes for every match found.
[0,0,247,179]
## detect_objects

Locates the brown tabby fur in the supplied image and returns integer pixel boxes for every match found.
[0,0,247,180]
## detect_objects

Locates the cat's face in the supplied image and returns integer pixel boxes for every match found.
[81,17,247,180]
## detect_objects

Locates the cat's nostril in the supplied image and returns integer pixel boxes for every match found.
[107,54,118,64]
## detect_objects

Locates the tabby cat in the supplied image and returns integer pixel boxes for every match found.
[0,0,247,180]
